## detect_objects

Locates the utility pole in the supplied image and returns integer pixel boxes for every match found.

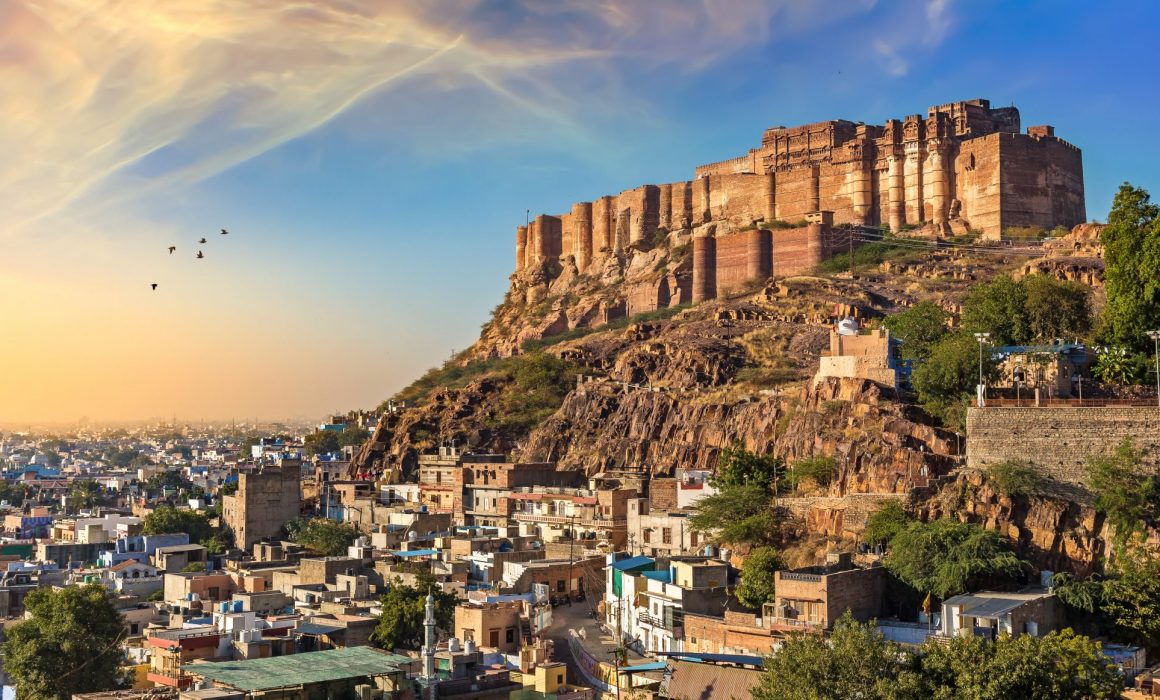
[1148,330,1160,407]
[566,512,576,605]
[973,332,991,406]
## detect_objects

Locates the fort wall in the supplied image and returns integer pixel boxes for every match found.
[966,407,1160,488]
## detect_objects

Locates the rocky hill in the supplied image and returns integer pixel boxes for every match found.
[352,225,1114,572]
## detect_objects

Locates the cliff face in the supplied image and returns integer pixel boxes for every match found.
[354,224,1113,572]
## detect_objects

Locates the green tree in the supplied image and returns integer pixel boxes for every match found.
[1051,572,1105,616]
[735,547,783,610]
[689,483,778,546]
[1100,183,1160,350]
[912,332,997,403]
[885,519,1025,599]
[181,561,207,573]
[337,424,370,449]
[1102,547,1160,649]
[304,430,341,456]
[712,442,782,491]
[882,301,949,361]
[371,574,457,651]
[68,479,104,512]
[3,584,128,699]
[961,275,1029,345]
[141,507,215,546]
[863,500,914,548]
[754,612,922,700]
[786,456,837,491]
[286,517,361,556]
[1085,438,1156,541]
[987,460,1044,498]
[918,629,1122,699]
[145,469,193,495]
[1092,346,1149,385]
[1022,275,1091,342]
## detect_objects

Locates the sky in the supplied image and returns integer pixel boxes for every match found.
[2,0,1158,424]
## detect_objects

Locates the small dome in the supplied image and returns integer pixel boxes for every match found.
[837,317,860,336]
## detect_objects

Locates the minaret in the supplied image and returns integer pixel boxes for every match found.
[422,592,436,681]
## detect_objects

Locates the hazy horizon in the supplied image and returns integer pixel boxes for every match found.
[4,0,1159,423]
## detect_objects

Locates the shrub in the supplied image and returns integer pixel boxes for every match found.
[987,460,1044,497]
[1002,225,1048,241]
[787,456,837,490]
[863,500,914,548]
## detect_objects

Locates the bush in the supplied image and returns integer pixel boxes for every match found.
[987,460,1044,497]
[815,241,921,274]
[882,302,950,361]
[885,519,1025,599]
[736,547,784,610]
[734,366,799,387]
[863,500,913,548]
[1002,225,1048,241]
[787,456,837,490]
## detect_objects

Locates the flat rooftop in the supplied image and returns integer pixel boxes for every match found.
[184,647,412,690]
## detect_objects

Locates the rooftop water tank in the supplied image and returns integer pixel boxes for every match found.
[464,639,477,654]
[837,317,861,336]
[448,637,461,652]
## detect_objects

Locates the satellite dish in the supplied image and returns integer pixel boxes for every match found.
[837,317,860,336]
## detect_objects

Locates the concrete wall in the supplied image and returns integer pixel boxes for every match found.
[224,464,302,550]
[966,407,1160,487]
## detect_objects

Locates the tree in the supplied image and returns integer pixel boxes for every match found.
[3,584,128,699]
[181,561,207,573]
[918,629,1122,699]
[145,469,193,495]
[1101,547,1160,649]
[885,519,1025,599]
[688,483,777,546]
[753,612,922,700]
[1100,183,1160,350]
[882,302,950,361]
[286,517,361,556]
[142,507,214,546]
[1085,438,1157,541]
[912,332,997,404]
[961,275,1029,346]
[1022,275,1091,342]
[712,442,781,491]
[304,430,341,456]
[372,573,458,651]
[735,547,783,610]
[1092,346,1149,385]
[68,479,103,512]
[987,460,1045,498]
[863,500,914,548]
[786,456,837,491]
[337,424,370,449]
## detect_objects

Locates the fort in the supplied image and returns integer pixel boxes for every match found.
[512,99,1085,313]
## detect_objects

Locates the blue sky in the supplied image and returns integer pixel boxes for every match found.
[2,0,1157,422]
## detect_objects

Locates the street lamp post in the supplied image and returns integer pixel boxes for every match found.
[1148,330,1160,408]
[973,332,991,407]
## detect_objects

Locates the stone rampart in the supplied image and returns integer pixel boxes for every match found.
[966,407,1160,488]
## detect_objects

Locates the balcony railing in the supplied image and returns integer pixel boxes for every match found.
[779,572,823,583]
[637,611,684,631]
[512,513,626,528]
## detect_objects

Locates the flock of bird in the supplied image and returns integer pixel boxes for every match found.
[152,228,230,290]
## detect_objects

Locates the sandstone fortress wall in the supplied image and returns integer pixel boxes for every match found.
[966,407,1160,489]
[503,99,1085,346]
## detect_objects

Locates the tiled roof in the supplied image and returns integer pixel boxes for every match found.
[662,661,763,700]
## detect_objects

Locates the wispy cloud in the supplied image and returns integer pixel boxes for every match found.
[874,40,909,77]
[1,0,850,240]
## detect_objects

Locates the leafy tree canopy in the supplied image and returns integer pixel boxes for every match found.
[337,424,370,449]
[885,519,1025,599]
[882,301,950,362]
[142,507,215,547]
[735,546,784,610]
[372,572,458,651]
[918,628,1122,700]
[1100,182,1160,350]
[689,483,778,546]
[2,584,128,699]
[304,430,341,456]
[712,442,782,492]
[1085,438,1157,541]
[287,517,361,556]
[1101,546,1160,650]
[863,500,915,548]
[754,612,922,700]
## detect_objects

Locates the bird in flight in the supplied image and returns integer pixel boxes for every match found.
[151,283,158,290]
[196,251,204,259]
[198,237,207,244]
[220,228,229,235]
[168,246,176,254]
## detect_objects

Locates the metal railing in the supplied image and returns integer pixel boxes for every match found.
[985,398,1159,407]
